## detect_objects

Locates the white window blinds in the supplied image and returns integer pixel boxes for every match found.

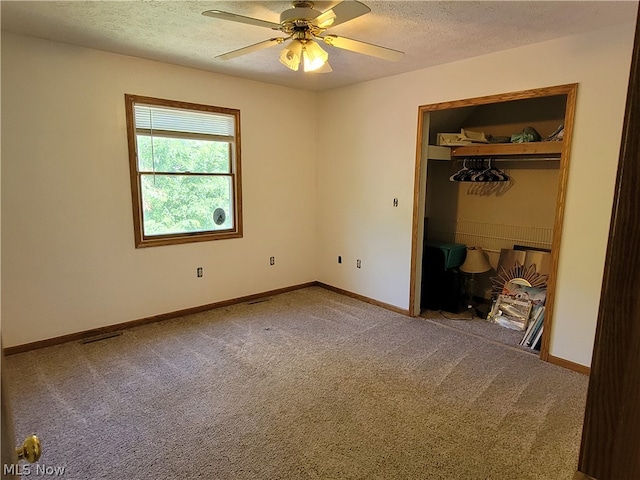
[134,104,235,139]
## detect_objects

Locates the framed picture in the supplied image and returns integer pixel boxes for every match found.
[488,294,532,331]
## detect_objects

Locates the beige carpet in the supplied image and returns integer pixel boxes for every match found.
[4,286,588,479]
[422,309,537,353]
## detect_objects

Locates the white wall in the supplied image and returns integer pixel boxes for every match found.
[317,21,637,367]
[1,33,318,348]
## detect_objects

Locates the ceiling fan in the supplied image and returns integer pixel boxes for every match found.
[202,1,404,73]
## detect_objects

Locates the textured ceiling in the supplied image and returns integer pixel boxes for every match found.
[1,1,638,91]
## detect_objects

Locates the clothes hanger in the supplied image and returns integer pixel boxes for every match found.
[450,158,469,181]
[450,158,510,182]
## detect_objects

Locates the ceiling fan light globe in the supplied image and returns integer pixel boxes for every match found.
[302,40,328,72]
[302,52,325,72]
[312,61,333,74]
[279,40,303,71]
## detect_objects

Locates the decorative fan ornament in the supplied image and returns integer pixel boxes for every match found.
[202,1,404,73]
[490,262,548,297]
[213,208,226,226]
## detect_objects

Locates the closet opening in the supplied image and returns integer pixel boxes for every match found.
[410,84,577,363]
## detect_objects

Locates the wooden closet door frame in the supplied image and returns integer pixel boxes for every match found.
[410,84,578,366]
[577,10,640,480]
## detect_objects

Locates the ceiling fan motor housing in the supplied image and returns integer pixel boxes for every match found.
[280,1,321,25]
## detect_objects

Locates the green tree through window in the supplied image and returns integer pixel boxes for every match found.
[125,95,242,247]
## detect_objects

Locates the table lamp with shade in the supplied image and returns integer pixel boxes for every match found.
[460,246,492,312]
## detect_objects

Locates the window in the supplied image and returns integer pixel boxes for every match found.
[125,95,242,247]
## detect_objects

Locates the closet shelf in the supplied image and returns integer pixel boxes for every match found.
[450,141,563,158]
[426,145,452,161]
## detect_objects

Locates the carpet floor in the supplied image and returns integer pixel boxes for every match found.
[421,309,536,353]
[4,287,588,479]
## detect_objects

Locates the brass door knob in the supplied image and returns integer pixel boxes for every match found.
[16,434,41,463]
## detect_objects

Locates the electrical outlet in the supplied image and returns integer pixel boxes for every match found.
[357,259,362,269]
[393,198,399,207]
[338,256,342,264]
[269,256,275,266]
[196,267,203,277]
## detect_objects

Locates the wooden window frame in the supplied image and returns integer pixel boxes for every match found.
[125,94,243,248]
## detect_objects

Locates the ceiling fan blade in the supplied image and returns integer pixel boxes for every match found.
[322,35,404,62]
[216,38,286,60]
[315,1,371,28]
[202,10,281,30]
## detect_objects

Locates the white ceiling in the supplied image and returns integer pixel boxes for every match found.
[1,1,638,91]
